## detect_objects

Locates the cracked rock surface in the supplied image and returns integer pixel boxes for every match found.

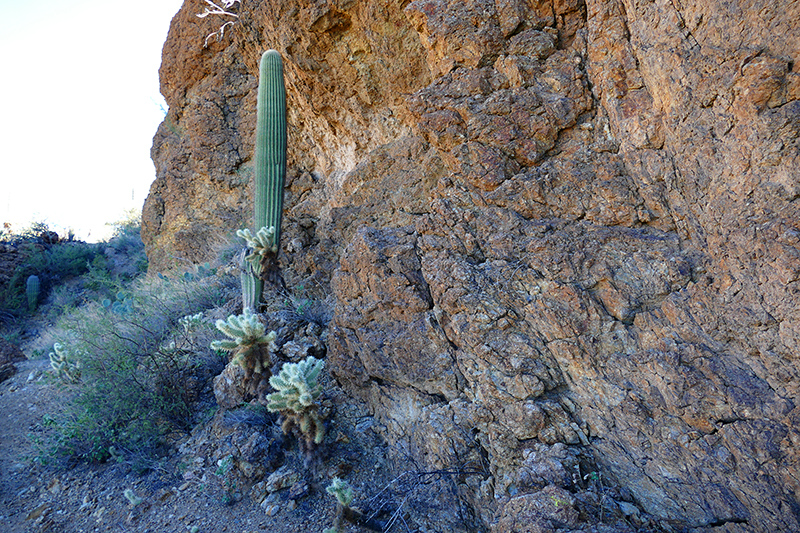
[143,0,800,530]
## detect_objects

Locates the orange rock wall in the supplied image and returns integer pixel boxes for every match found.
[143,1,800,530]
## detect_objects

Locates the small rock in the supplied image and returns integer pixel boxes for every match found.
[156,488,174,502]
[264,504,281,517]
[287,480,309,501]
[47,478,61,495]
[618,500,640,517]
[25,503,49,521]
[79,495,93,511]
[265,466,299,493]
[258,492,279,509]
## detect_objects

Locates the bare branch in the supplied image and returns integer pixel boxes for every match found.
[203,20,236,47]
[196,0,242,47]
[196,0,240,18]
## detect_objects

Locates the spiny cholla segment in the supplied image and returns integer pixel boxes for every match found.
[266,356,324,411]
[237,226,278,261]
[267,357,326,445]
[211,308,275,353]
[326,477,354,507]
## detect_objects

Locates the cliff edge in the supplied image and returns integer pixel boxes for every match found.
[143,0,800,531]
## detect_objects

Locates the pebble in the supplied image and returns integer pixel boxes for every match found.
[264,504,280,517]
[79,495,93,511]
[26,503,49,521]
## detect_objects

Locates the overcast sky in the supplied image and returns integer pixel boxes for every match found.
[0,0,185,241]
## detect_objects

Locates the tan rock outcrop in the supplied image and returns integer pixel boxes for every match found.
[144,0,799,530]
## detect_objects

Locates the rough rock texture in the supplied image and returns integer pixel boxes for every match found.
[0,338,25,384]
[144,0,800,531]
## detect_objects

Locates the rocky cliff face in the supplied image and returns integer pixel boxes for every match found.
[143,0,800,530]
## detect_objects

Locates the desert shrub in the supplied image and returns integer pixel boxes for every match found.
[0,220,57,245]
[1,214,148,320]
[102,209,148,279]
[263,282,333,332]
[36,267,238,465]
[0,240,101,317]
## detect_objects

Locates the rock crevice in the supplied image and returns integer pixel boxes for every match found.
[144,0,800,530]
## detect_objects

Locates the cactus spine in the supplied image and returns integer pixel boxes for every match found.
[253,49,287,286]
[26,275,40,312]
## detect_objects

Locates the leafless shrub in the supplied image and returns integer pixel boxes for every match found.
[196,0,241,47]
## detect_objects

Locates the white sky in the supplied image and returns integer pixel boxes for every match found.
[0,0,185,242]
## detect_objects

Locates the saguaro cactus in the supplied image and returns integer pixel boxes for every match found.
[240,49,287,309]
[26,274,40,312]
[253,49,287,283]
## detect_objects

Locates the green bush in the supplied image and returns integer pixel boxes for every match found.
[35,269,238,465]
[0,214,148,319]
[103,209,148,279]
[0,241,100,317]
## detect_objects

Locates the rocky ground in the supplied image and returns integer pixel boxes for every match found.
[0,350,662,533]
[0,357,399,533]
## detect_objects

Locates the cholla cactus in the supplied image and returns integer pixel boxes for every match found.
[238,227,277,310]
[237,226,278,261]
[211,309,274,353]
[49,343,82,383]
[323,477,382,533]
[266,356,325,446]
[179,312,205,335]
[211,308,277,399]
[326,477,353,507]
[323,477,353,533]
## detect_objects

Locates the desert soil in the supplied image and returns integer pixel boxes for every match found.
[0,358,400,533]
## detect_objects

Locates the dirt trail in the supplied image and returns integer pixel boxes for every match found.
[0,359,61,531]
